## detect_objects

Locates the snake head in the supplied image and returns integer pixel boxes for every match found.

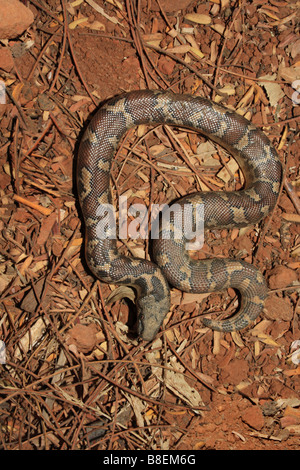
[136,292,170,342]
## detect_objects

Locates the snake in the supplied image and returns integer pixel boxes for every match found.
[77,90,282,341]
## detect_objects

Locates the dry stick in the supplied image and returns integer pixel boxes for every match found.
[95,282,122,357]
[24,119,53,157]
[4,88,28,129]
[141,40,172,89]
[1,361,80,403]
[284,179,300,214]
[84,319,211,417]
[155,0,173,30]
[12,118,21,196]
[212,3,244,100]
[108,387,120,450]
[125,0,152,89]
[136,0,173,90]
[91,423,186,448]
[112,127,182,201]
[164,125,217,192]
[59,279,150,411]
[29,393,71,448]
[29,0,64,25]
[257,115,300,128]
[50,220,81,278]
[27,30,61,81]
[122,141,182,198]
[58,282,99,334]
[166,337,217,393]
[49,112,74,138]
[133,1,171,89]
[218,66,288,85]
[88,358,216,386]
[61,0,98,107]
[144,43,228,98]
[68,376,94,450]
[88,361,207,412]
[49,3,67,94]
[156,0,218,95]
[78,31,133,43]
[13,194,53,215]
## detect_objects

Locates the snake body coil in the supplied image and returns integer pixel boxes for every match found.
[78,90,282,341]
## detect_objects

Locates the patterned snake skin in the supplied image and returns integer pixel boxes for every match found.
[78,90,282,341]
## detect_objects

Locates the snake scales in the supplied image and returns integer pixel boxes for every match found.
[78,90,282,341]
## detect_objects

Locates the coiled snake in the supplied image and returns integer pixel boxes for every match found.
[78,90,282,341]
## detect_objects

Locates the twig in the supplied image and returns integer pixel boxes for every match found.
[144,42,228,98]
[61,0,98,106]
[284,179,300,215]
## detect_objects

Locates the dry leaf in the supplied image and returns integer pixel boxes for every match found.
[181,292,210,305]
[219,83,236,96]
[167,44,191,54]
[190,47,204,59]
[87,20,106,31]
[196,141,219,166]
[70,0,84,5]
[258,74,284,107]
[37,211,57,245]
[185,13,212,25]
[106,285,136,304]
[69,17,88,29]
[124,394,145,427]
[231,331,244,348]
[259,8,280,21]
[290,39,300,58]
[276,398,300,409]
[147,339,205,413]
[106,0,123,9]
[217,158,239,183]
[284,424,300,434]
[170,288,182,305]
[279,65,300,84]
[210,23,233,38]
[251,320,273,333]
[85,0,122,25]
[163,369,205,411]
[251,331,280,347]
[15,317,49,359]
[281,213,300,223]
[143,33,163,47]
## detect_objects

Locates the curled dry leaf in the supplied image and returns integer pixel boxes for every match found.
[258,74,284,107]
[105,285,136,305]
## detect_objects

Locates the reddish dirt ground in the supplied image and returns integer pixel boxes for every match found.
[0,0,299,450]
